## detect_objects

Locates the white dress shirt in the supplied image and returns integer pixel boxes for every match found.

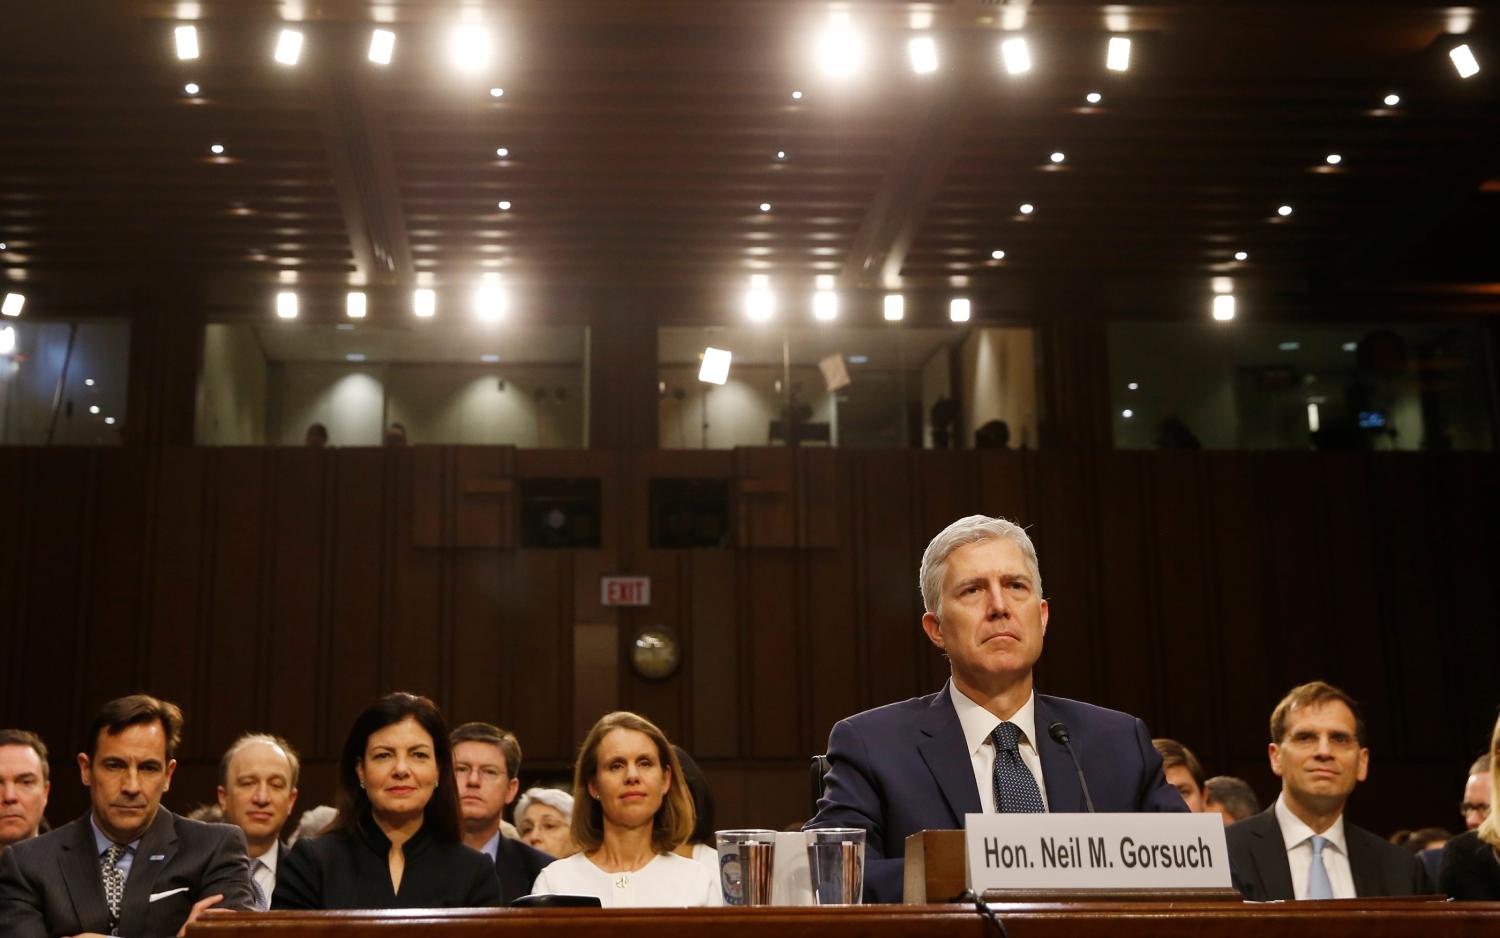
[253,840,280,905]
[1275,794,1356,899]
[531,852,721,908]
[949,681,1049,812]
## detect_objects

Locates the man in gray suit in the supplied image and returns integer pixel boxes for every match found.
[0,694,255,937]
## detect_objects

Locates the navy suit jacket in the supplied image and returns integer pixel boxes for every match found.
[806,685,1188,902]
[0,809,255,938]
[1225,807,1431,900]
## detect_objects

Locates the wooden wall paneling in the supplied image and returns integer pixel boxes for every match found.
[0,452,26,720]
[264,449,328,756]
[687,549,739,759]
[325,450,388,753]
[1202,455,1274,768]
[915,451,981,690]
[803,452,859,758]
[976,450,1035,525]
[80,449,152,734]
[508,551,570,765]
[1443,456,1500,753]
[796,448,840,548]
[448,546,507,728]
[736,447,795,549]
[1029,450,1102,702]
[1251,455,1333,706]
[1088,452,1155,721]
[1145,454,1222,751]
[743,764,817,831]
[15,450,90,755]
[144,448,209,747]
[742,550,801,758]
[200,449,267,761]
[619,552,686,745]
[388,449,446,700]
[856,451,926,711]
[454,447,515,548]
[569,549,617,748]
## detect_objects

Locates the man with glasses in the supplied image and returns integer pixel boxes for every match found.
[449,722,552,904]
[1461,753,1491,832]
[1226,681,1429,900]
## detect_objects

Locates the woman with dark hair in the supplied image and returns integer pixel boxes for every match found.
[531,711,718,907]
[671,744,719,875]
[273,692,501,909]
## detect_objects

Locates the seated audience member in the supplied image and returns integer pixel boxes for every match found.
[304,423,329,448]
[1226,681,1429,900]
[516,788,577,859]
[531,711,719,907]
[1203,776,1260,824]
[670,745,718,874]
[1154,738,1207,812]
[287,805,336,848]
[0,695,255,937]
[0,730,51,854]
[449,722,552,903]
[1441,716,1500,900]
[217,734,300,909]
[273,693,501,910]
[1461,752,1492,832]
[185,803,226,824]
[1390,827,1449,852]
[384,422,409,446]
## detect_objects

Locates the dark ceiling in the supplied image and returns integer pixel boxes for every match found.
[1,1,1497,323]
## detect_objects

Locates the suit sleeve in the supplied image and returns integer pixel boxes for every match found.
[1131,718,1190,812]
[270,840,324,910]
[1438,838,1492,900]
[803,718,903,903]
[0,847,49,938]
[199,823,258,912]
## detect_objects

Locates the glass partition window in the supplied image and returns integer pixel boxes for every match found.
[657,324,1038,450]
[196,322,588,447]
[1109,322,1496,451]
[0,320,130,445]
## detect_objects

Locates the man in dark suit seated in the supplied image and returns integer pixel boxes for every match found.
[1226,681,1430,900]
[805,514,1188,903]
[450,722,552,904]
[0,694,255,937]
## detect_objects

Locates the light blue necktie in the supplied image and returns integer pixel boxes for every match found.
[1306,835,1334,900]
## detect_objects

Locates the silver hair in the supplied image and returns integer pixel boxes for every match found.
[515,786,574,824]
[919,514,1043,616]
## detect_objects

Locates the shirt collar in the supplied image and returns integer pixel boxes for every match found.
[90,814,142,856]
[255,839,281,874]
[480,830,501,861]
[1274,793,1347,854]
[949,680,1038,756]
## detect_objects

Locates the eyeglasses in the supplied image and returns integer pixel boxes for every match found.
[1460,801,1491,819]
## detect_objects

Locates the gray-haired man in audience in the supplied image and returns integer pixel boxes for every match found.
[217,734,300,909]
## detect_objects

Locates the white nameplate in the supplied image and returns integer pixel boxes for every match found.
[965,813,1232,893]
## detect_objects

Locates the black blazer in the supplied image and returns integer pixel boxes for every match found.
[0,809,255,938]
[493,836,553,905]
[272,813,501,910]
[1439,829,1500,900]
[1225,806,1431,900]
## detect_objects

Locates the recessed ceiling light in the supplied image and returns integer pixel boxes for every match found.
[104,417,116,425]
[497,200,512,211]
[210,143,225,155]
[174,25,199,60]
[1050,151,1065,163]
[450,25,492,72]
[183,82,200,95]
[346,353,366,362]
[1234,251,1249,261]
[991,250,1006,260]
[1001,37,1032,74]
[1106,36,1131,72]
[89,405,101,415]
[85,378,96,387]
[1450,43,1480,79]
[1383,92,1401,107]
[368,28,396,65]
[1325,153,1342,165]
[489,87,504,98]
[275,291,298,319]
[480,354,501,363]
[949,297,971,322]
[3,293,27,317]
[1019,203,1035,215]
[274,29,303,66]
[1277,204,1293,216]
[883,294,904,321]
[908,36,938,74]
[0,242,7,251]
[1127,382,1139,390]
[1121,409,1134,418]
[818,12,865,78]
[1212,294,1236,321]
[775,150,786,160]
[1086,91,1102,104]
[346,291,367,319]
[495,147,509,157]
[745,274,774,321]
[413,288,436,318]
[759,202,771,212]
[791,90,803,100]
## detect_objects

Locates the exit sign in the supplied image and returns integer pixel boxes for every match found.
[602,576,651,607]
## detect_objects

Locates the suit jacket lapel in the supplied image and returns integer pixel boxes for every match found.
[1345,827,1379,897]
[1034,696,1084,813]
[117,809,177,938]
[917,688,981,826]
[1247,810,1296,900]
[57,815,112,935]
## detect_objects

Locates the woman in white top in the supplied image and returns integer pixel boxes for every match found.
[531,711,720,907]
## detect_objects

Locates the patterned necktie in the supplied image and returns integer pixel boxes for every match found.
[100,843,127,924]
[250,861,269,911]
[991,722,1046,813]
[1306,835,1334,899]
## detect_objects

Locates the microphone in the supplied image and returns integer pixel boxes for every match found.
[1048,721,1096,813]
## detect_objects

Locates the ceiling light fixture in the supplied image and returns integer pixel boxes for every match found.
[1122,409,1134,418]
[274,29,303,66]
[346,353,366,362]
[1001,37,1032,74]
[1234,251,1249,261]
[1106,36,1131,71]
[2,293,26,317]
[909,36,938,74]
[275,291,298,319]
[1277,204,1293,216]
[85,378,95,387]
[474,274,506,322]
[497,200,512,211]
[1086,91,1102,104]
[480,354,501,363]
[1019,203,1035,215]
[745,275,774,321]
[1450,43,1480,78]
[991,250,1006,260]
[813,274,838,321]
[450,25,492,72]
[759,202,771,212]
[414,288,436,318]
[210,143,225,155]
[174,25,199,60]
[368,28,395,65]
[1050,151,1065,163]
[949,298,971,322]
[489,87,504,98]
[105,416,116,425]
[699,347,732,385]
[883,294,904,321]
[1383,92,1401,107]
[495,147,509,157]
[791,90,803,100]
[818,12,864,78]
[1325,153,1342,165]
[346,291,367,319]
[89,405,101,415]
[1212,294,1236,321]
[183,82,200,95]
[776,150,786,160]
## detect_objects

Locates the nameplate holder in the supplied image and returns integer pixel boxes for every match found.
[965,813,1232,896]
